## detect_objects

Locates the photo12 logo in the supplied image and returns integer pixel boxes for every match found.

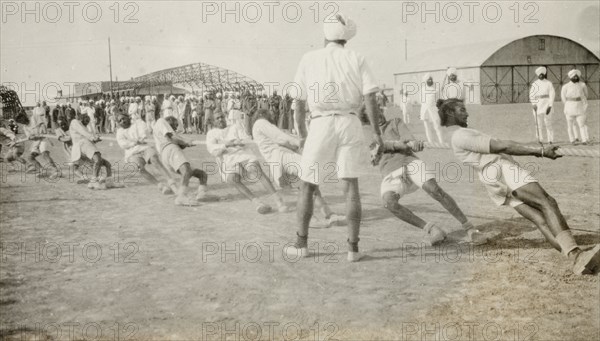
[1,1,140,24]
[200,1,340,23]
[401,1,540,24]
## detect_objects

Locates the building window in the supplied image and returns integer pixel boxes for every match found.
[539,39,545,50]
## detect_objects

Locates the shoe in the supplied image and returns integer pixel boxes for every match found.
[167,180,179,194]
[174,196,201,207]
[573,139,581,146]
[284,244,309,258]
[572,245,600,275]
[347,251,362,262]
[467,228,488,245]
[327,214,347,227]
[254,201,272,214]
[424,223,446,246]
[582,141,589,146]
[76,179,90,185]
[104,177,124,189]
[158,183,173,195]
[195,187,219,202]
[87,179,102,190]
[277,203,289,213]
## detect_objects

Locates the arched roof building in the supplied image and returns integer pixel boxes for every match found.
[393,35,600,105]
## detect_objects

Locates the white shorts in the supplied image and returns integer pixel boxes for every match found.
[30,139,51,154]
[219,150,259,181]
[300,114,364,184]
[161,144,188,173]
[127,146,157,165]
[380,160,435,198]
[479,159,538,207]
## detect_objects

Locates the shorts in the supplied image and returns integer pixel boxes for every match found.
[160,144,189,173]
[300,114,364,184]
[126,146,157,165]
[80,140,98,159]
[479,159,538,207]
[380,160,435,198]
[30,139,51,154]
[219,150,259,181]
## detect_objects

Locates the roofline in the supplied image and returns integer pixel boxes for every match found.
[394,34,600,76]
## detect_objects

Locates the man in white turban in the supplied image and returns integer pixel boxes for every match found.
[442,67,464,100]
[561,69,589,145]
[285,13,382,262]
[529,66,555,144]
[419,73,444,143]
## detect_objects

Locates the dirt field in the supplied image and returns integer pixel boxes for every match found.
[1,102,599,341]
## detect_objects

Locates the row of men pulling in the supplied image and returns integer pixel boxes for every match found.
[0,107,346,226]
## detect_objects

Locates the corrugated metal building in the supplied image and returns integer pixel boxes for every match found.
[393,35,600,105]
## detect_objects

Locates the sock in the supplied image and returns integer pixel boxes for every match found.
[555,230,579,256]
[462,221,475,231]
[295,232,308,248]
[347,238,359,253]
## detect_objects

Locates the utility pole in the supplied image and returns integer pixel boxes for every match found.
[108,37,114,98]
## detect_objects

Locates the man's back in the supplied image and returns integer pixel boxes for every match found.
[295,43,378,112]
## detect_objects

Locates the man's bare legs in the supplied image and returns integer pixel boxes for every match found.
[512,182,600,274]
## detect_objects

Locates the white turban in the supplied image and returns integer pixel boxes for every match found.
[535,67,546,76]
[568,69,581,78]
[422,73,432,82]
[446,68,457,76]
[324,13,357,41]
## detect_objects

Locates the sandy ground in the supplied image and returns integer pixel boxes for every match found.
[1,102,599,341]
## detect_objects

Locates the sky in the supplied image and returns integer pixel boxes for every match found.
[1,0,599,106]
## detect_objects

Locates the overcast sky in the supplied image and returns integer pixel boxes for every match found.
[2,0,599,105]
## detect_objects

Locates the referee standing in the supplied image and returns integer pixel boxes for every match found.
[286,13,383,262]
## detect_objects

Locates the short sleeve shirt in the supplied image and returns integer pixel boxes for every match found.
[153,118,175,152]
[293,42,379,113]
[451,128,502,170]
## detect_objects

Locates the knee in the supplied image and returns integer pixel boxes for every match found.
[226,173,240,184]
[382,192,399,210]
[422,179,443,200]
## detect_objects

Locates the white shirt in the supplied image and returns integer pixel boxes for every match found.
[69,119,96,162]
[162,100,174,117]
[206,124,253,165]
[529,79,555,114]
[293,42,379,114]
[32,106,46,124]
[420,84,439,114]
[451,128,504,171]
[129,103,141,120]
[153,118,175,152]
[252,118,299,163]
[116,120,151,159]
[441,81,464,100]
[561,81,588,115]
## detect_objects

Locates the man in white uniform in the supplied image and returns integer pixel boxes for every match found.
[32,102,47,134]
[420,73,444,143]
[561,69,590,145]
[69,114,121,189]
[153,116,214,206]
[252,109,344,226]
[441,68,464,100]
[286,13,383,262]
[116,114,174,195]
[23,110,60,178]
[438,98,600,275]
[162,95,175,118]
[529,66,555,144]
[206,112,286,214]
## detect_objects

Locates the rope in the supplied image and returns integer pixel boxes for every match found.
[424,141,599,158]
[36,134,599,158]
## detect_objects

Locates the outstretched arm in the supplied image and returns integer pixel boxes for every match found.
[490,139,560,159]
